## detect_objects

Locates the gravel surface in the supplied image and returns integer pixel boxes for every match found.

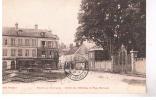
[3,71,146,94]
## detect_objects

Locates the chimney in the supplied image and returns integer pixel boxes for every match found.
[15,23,18,30]
[35,24,38,30]
[48,30,52,33]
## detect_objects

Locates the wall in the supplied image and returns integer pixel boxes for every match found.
[94,61,112,72]
[135,58,146,74]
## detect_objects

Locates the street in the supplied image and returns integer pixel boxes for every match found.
[3,70,146,94]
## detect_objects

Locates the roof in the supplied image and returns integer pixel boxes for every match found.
[64,44,89,56]
[2,27,59,39]
[63,47,79,55]
[89,45,103,51]
[82,41,96,49]
[74,44,89,55]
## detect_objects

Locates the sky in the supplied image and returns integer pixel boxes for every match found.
[3,0,81,45]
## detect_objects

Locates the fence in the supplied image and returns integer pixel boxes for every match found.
[93,61,112,72]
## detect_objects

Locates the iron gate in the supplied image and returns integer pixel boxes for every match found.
[112,45,131,73]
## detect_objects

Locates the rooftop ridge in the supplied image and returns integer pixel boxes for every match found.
[2,26,59,39]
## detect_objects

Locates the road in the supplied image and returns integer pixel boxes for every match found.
[3,70,146,94]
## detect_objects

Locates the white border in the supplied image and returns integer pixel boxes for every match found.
[147,0,156,96]
[0,0,156,99]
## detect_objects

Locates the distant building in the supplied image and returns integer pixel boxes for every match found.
[2,23,59,70]
[59,41,94,68]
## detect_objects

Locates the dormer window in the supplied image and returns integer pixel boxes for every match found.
[19,30,23,32]
[40,32,46,37]
[17,30,23,35]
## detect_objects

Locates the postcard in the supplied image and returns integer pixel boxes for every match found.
[2,0,146,94]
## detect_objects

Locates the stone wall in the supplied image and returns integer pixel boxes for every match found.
[135,58,146,74]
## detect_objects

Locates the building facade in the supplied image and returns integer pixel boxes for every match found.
[2,23,59,70]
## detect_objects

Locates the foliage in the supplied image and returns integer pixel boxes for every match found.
[75,0,146,57]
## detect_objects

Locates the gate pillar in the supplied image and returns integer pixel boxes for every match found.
[130,50,138,73]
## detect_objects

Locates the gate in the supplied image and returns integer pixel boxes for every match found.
[112,45,131,73]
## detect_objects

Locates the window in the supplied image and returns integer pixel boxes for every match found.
[40,32,45,37]
[41,51,46,58]
[51,41,54,48]
[48,41,52,48]
[11,49,16,56]
[18,39,23,46]
[41,41,45,47]
[25,39,30,46]
[32,39,37,47]
[55,42,58,48]
[17,30,23,35]
[54,51,59,59]
[3,61,7,69]
[53,41,57,48]
[25,49,29,56]
[42,51,46,55]
[11,38,16,46]
[50,51,54,58]
[3,49,7,56]
[3,38,7,45]
[18,49,22,56]
[11,61,15,69]
[32,49,36,57]
[50,51,52,55]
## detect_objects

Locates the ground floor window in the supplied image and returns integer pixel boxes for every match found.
[11,61,15,69]
[3,61,7,70]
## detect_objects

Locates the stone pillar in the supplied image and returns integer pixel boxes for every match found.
[130,50,138,74]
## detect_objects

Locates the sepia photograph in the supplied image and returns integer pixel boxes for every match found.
[2,0,146,94]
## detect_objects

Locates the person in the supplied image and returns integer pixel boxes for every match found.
[64,61,69,69]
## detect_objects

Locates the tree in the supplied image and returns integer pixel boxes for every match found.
[69,43,74,49]
[58,42,67,55]
[59,42,67,49]
[75,0,146,57]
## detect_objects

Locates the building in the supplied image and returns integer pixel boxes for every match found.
[2,23,59,70]
[59,42,94,69]
[88,46,112,72]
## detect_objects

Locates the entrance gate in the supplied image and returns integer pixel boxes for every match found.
[112,45,131,73]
